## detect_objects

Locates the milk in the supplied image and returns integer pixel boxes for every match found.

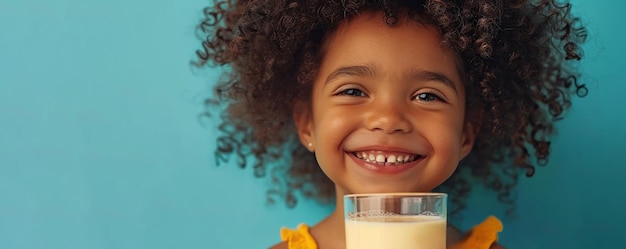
[345,215,446,249]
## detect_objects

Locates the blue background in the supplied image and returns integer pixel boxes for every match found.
[0,0,624,248]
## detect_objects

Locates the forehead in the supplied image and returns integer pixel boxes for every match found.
[317,11,465,91]
[320,12,464,72]
[320,10,436,51]
[328,13,440,51]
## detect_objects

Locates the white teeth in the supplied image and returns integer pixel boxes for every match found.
[376,154,385,163]
[355,152,419,165]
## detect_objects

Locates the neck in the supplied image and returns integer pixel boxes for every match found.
[310,187,348,249]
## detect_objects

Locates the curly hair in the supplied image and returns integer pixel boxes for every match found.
[194,0,587,216]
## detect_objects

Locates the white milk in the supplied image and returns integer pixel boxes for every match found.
[345,215,446,249]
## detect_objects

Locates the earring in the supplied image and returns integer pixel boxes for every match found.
[308,142,313,148]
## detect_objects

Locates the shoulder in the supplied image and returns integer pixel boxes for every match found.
[447,223,464,245]
[448,217,507,249]
[490,243,506,249]
[448,226,507,248]
[269,241,289,249]
[271,224,317,249]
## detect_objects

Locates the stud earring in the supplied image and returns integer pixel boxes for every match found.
[308,142,313,147]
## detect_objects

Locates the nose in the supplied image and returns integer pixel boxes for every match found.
[363,98,412,133]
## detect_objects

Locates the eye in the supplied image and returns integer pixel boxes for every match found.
[414,92,443,102]
[336,88,367,97]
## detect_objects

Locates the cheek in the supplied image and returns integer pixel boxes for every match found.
[427,116,466,153]
[312,106,354,138]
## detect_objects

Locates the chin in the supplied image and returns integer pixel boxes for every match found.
[349,184,432,194]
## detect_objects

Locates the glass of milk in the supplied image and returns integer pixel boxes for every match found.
[344,193,447,249]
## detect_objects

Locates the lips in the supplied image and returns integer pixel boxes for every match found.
[353,151,422,165]
[349,150,424,174]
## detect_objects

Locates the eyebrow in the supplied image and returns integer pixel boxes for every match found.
[407,69,458,93]
[324,64,458,93]
[325,65,377,84]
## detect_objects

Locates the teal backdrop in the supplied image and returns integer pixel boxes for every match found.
[1,0,624,248]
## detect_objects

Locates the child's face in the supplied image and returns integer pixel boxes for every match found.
[294,12,476,196]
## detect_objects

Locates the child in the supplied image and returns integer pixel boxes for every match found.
[195,0,587,248]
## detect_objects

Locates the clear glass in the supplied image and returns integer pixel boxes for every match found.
[344,193,447,249]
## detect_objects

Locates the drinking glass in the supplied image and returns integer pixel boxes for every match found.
[344,193,447,249]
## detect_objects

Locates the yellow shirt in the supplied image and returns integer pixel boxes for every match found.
[280,216,503,249]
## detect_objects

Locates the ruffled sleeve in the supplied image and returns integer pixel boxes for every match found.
[278,217,501,249]
[451,216,503,249]
[280,224,318,249]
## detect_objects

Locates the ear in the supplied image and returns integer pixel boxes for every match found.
[293,100,315,152]
[459,109,482,160]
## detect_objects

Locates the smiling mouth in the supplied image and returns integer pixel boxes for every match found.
[353,151,423,166]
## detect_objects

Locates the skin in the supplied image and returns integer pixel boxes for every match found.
[271,12,503,249]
